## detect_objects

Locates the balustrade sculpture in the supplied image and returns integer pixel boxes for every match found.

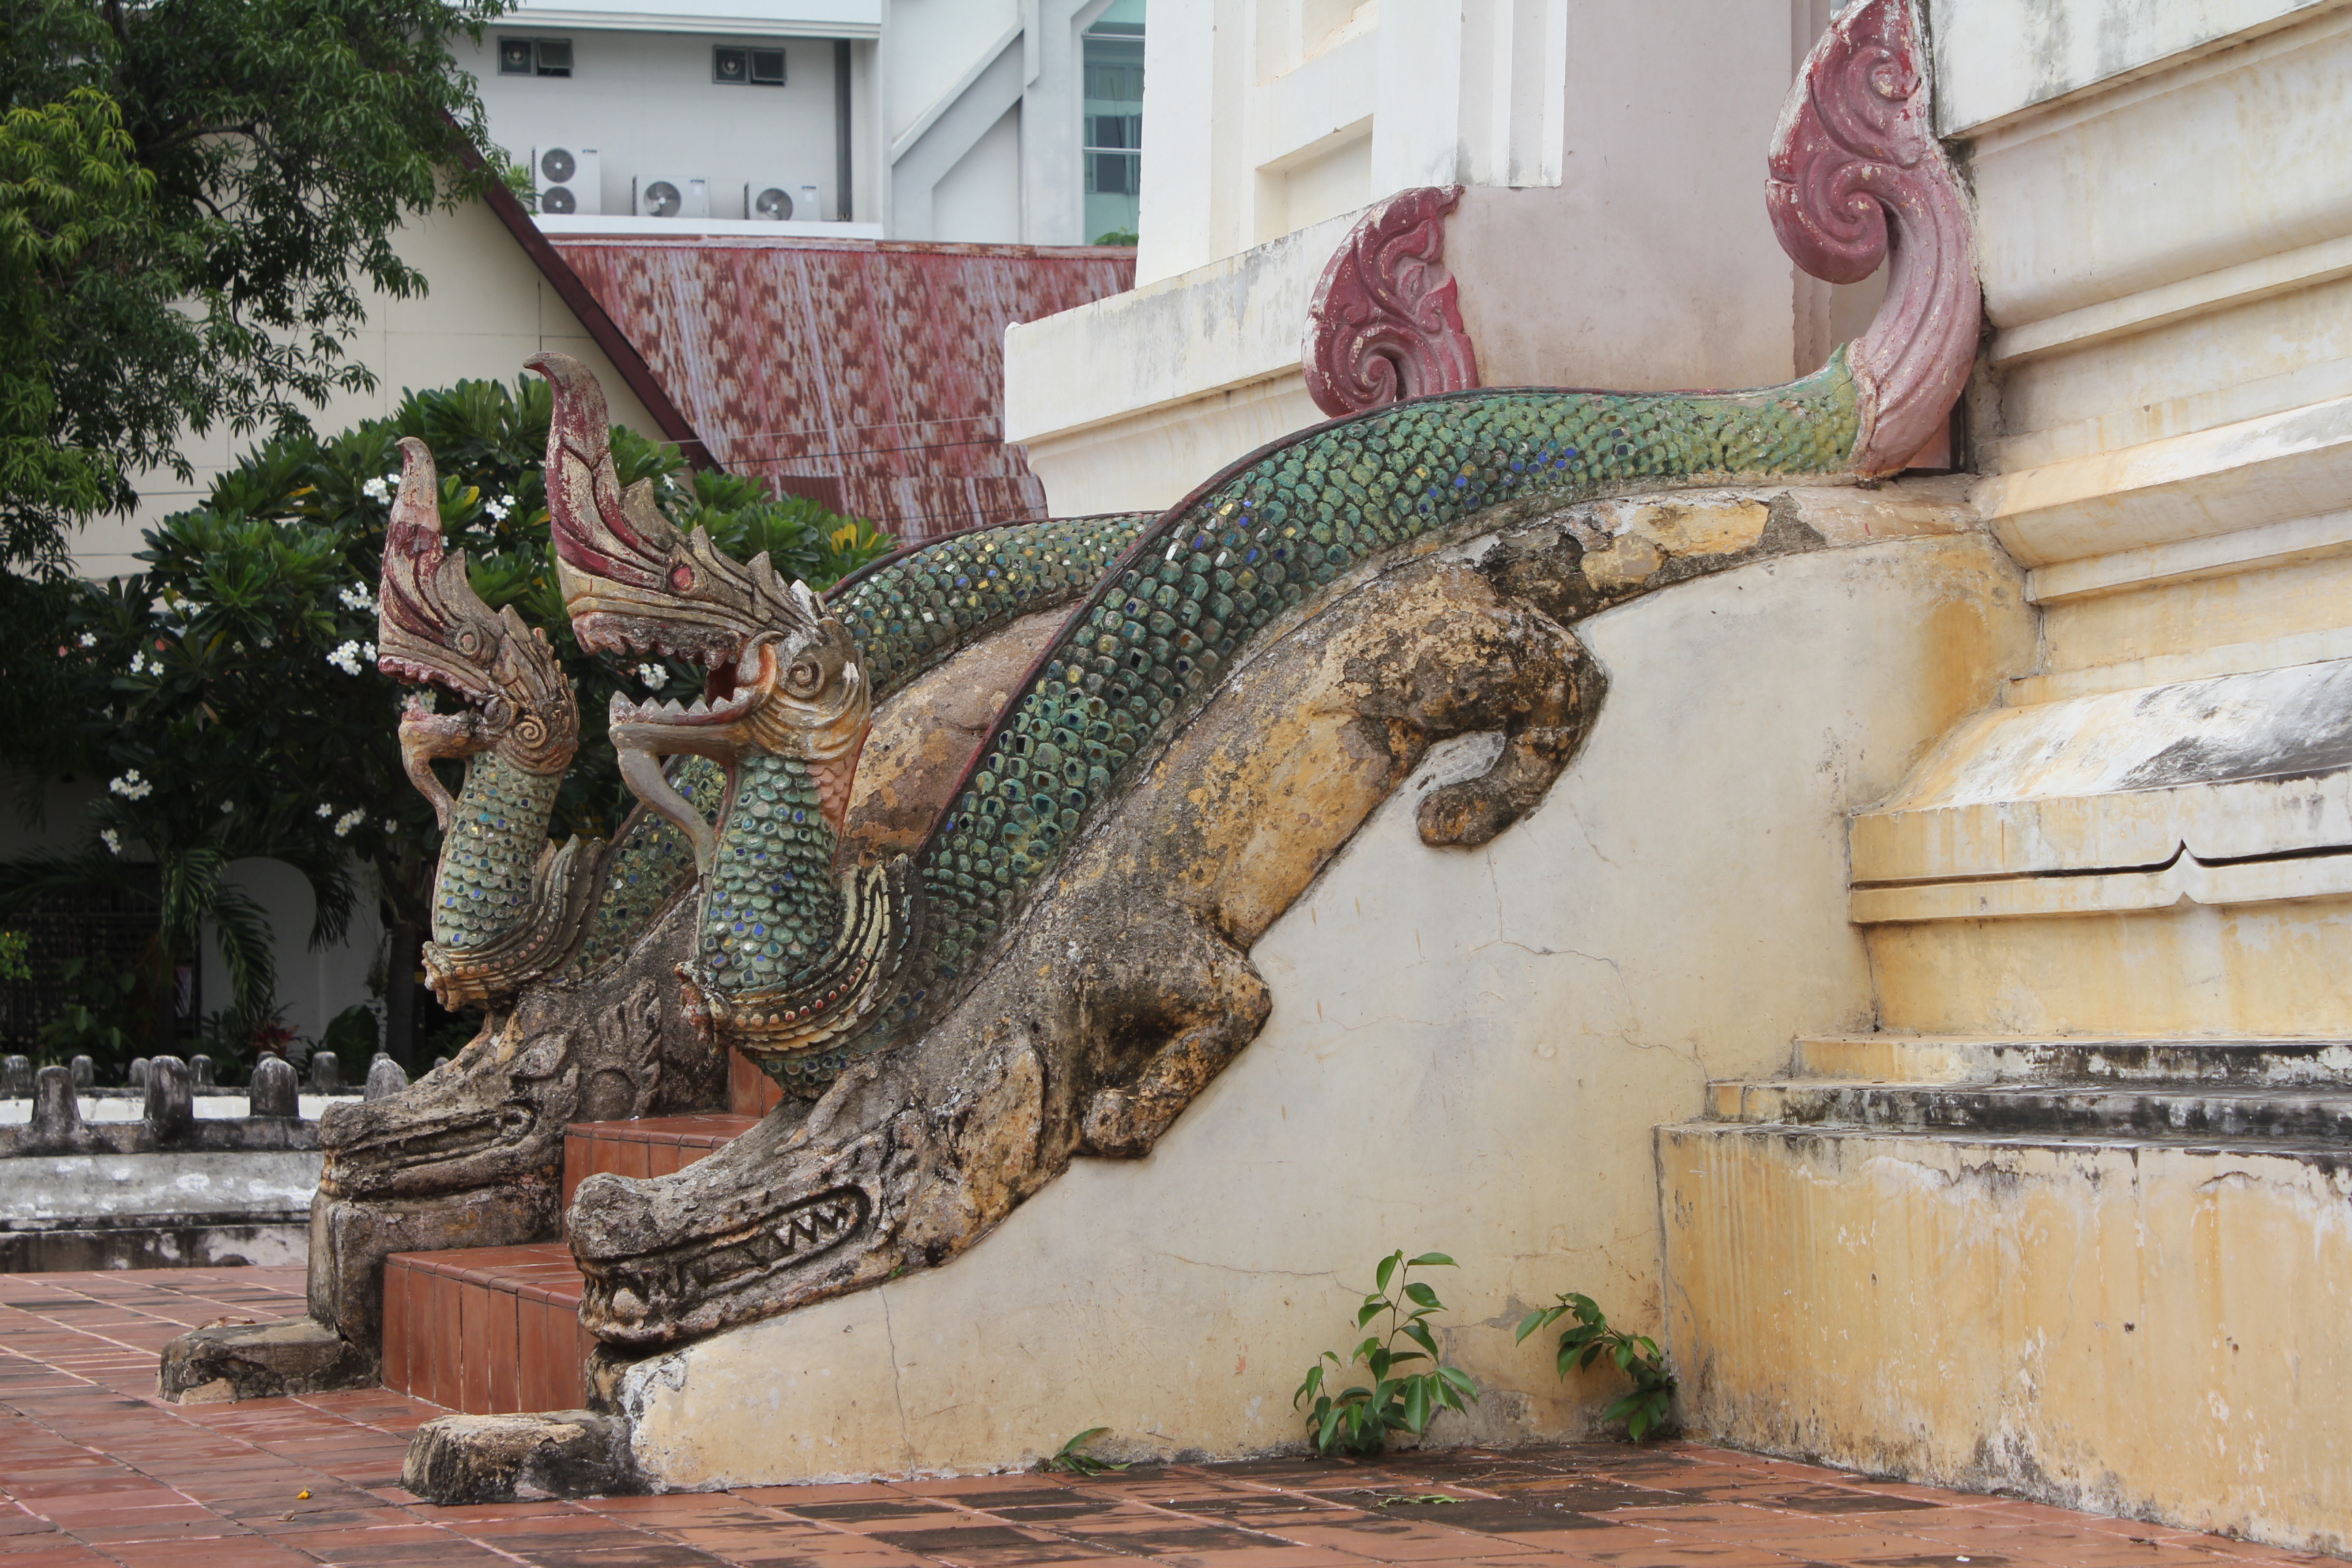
[162,0,1978,1488]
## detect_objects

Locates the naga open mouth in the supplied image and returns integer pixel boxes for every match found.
[331,1105,535,1167]
[606,677,760,730]
[580,1184,870,1337]
[570,613,748,670]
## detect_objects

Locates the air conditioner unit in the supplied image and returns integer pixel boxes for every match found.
[533,145,600,216]
[747,181,822,221]
[635,174,710,220]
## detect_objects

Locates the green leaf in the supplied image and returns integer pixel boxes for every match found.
[1402,1281,1441,1309]
[1375,1250,1401,1295]
[1407,1252,1456,1268]
[1399,1375,1431,1435]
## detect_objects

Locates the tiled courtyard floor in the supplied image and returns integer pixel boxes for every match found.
[0,1269,2332,1568]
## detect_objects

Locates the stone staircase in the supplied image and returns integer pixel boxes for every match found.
[1662,1033,2352,1538]
[380,1113,755,1413]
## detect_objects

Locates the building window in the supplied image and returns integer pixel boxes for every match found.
[500,37,572,77]
[1082,3,1144,244]
[715,46,787,86]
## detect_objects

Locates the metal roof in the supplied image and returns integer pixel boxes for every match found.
[547,233,1134,543]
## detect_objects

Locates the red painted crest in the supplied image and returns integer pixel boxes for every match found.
[1302,186,1482,419]
[1769,0,1979,474]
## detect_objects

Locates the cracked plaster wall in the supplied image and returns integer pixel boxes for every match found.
[623,527,2035,1487]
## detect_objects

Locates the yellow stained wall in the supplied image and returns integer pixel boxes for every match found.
[1660,1124,2352,1554]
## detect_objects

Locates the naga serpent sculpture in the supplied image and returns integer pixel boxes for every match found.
[170,0,1976,1438]
[519,0,1976,1352]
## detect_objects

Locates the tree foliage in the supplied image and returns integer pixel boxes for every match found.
[0,0,508,570]
[5,376,892,1066]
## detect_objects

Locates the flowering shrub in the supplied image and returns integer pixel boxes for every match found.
[14,374,892,1062]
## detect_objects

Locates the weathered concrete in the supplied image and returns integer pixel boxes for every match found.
[1661,1109,2352,1554]
[0,1093,361,1124]
[0,1149,320,1273]
[159,1317,371,1403]
[403,1411,643,1505]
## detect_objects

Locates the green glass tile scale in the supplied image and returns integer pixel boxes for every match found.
[431,750,562,950]
[826,512,1156,701]
[898,361,1861,1017]
[570,755,726,973]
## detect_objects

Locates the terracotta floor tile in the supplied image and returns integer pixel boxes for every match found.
[0,1269,2323,1568]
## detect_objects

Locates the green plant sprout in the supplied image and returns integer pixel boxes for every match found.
[0,932,29,983]
[1293,1250,1482,1456]
[1516,1292,1676,1442]
[1043,1427,1128,1475]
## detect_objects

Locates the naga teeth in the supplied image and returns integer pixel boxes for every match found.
[687,696,710,715]
[661,698,687,717]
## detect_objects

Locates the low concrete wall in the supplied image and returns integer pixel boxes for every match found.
[0,1149,320,1272]
[616,523,2034,1487]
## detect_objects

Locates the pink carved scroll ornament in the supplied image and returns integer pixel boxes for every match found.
[1769,0,1980,476]
[1301,186,1482,419]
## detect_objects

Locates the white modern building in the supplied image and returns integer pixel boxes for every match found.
[463,0,1148,243]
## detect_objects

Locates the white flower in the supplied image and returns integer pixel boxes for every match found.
[636,662,666,690]
[333,808,365,838]
[361,476,393,502]
[337,583,376,612]
[76,632,95,649]
[99,829,122,856]
[219,800,234,813]
[127,651,147,676]
[108,770,152,801]
[327,640,366,676]
[316,803,333,818]
[382,818,398,834]
[483,495,513,521]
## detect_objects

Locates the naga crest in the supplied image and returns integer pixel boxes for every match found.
[529,352,871,857]
[532,352,899,1077]
[376,436,580,821]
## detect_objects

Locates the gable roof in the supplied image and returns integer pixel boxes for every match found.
[478,159,1134,543]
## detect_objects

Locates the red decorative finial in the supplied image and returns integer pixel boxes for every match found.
[1769,0,1979,474]
[1301,186,1482,419]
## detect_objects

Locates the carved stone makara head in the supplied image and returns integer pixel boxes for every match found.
[376,437,579,825]
[529,353,871,863]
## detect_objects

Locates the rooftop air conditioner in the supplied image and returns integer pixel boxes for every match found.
[747,181,823,221]
[635,174,710,220]
[533,145,600,216]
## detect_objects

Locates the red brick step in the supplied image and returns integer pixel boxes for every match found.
[561,1112,760,1207]
[381,1112,757,1412]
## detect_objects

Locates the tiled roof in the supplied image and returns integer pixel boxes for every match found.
[546,233,1134,543]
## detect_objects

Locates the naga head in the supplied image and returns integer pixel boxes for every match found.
[377,437,579,826]
[529,353,870,866]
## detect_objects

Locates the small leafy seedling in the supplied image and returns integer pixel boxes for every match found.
[1043,1427,1128,1475]
[1293,1250,1482,1456]
[1516,1292,1676,1442]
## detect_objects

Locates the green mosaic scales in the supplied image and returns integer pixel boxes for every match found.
[429,752,563,951]
[896,362,1859,1017]
[569,755,726,973]
[827,512,1156,702]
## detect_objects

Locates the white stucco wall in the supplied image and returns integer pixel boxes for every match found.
[1009,0,1873,519]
